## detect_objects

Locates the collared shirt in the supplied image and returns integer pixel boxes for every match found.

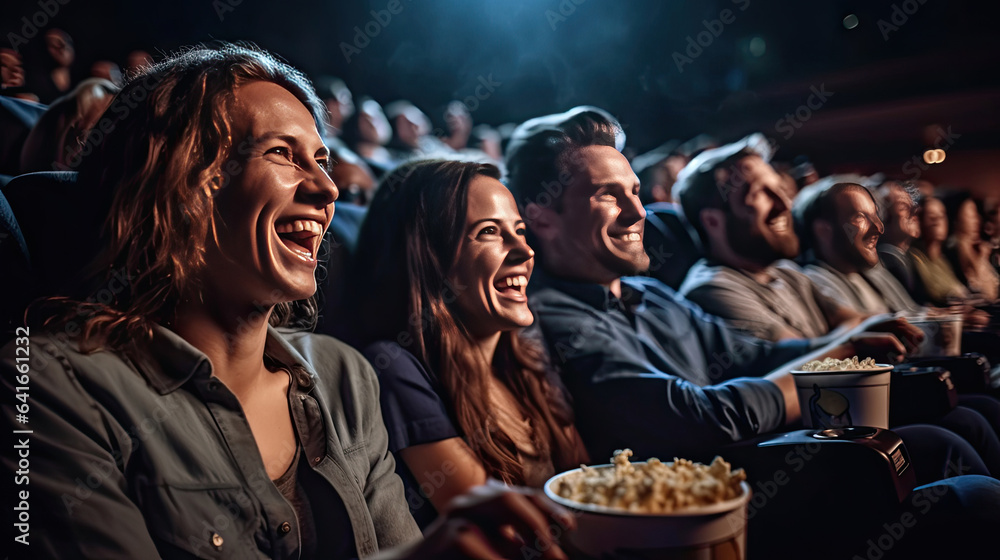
[878,244,925,302]
[804,261,922,315]
[1,325,421,559]
[529,273,815,462]
[679,258,844,341]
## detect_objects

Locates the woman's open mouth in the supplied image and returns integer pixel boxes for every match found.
[493,274,529,302]
[275,218,324,262]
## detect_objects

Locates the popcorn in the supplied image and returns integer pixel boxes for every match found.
[800,356,878,372]
[554,449,746,513]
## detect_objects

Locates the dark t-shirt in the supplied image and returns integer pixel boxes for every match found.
[364,341,460,528]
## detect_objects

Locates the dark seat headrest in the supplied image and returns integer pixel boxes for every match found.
[642,202,704,290]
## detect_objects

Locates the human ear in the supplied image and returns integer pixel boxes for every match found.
[524,202,560,243]
[700,208,725,237]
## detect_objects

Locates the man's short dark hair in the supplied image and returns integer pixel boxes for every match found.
[791,181,876,253]
[672,137,762,248]
[504,106,622,212]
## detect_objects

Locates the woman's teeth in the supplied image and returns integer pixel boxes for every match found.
[621,232,641,242]
[769,216,789,232]
[504,275,528,288]
[275,219,323,234]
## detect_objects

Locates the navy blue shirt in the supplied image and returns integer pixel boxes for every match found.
[364,341,459,529]
[529,273,819,462]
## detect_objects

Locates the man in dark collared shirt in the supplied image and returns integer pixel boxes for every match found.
[502,108,862,463]
[504,107,1000,558]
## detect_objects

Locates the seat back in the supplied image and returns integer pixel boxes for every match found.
[642,202,703,289]
[315,203,367,339]
[1,171,109,341]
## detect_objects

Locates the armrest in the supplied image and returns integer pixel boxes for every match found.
[889,366,959,426]
[898,353,991,394]
[962,329,1000,365]
[720,428,916,559]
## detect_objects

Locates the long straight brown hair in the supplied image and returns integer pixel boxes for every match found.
[353,159,587,484]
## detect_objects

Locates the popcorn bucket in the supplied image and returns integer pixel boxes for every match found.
[544,464,751,559]
[792,365,894,430]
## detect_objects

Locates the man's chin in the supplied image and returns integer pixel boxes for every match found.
[604,252,650,277]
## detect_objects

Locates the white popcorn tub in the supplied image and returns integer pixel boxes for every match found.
[792,364,894,430]
[544,463,752,559]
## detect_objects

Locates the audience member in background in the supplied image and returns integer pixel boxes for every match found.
[20,77,118,173]
[631,140,688,205]
[944,192,999,302]
[789,154,820,191]
[1,44,574,560]
[26,29,75,103]
[674,150,1000,474]
[328,145,377,206]
[911,194,973,306]
[797,182,915,314]
[876,181,926,299]
[470,123,504,163]
[384,100,451,161]
[340,96,395,175]
[986,197,1000,274]
[1,48,33,100]
[442,100,473,151]
[90,60,123,86]
[124,49,154,75]
[800,182,989,328]
[674,141,919,350]
[350,159,588,528]
[316,76,354,136]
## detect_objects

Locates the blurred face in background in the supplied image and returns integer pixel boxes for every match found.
[44,29,75,68]
[920,197,949,243]
[0,49,25,88]
[954,199,981,238]
[832,187,884,270]
[722,155,800,265]
[985,201,1000,240]
[358,99,391,145]
[881,184,920,245]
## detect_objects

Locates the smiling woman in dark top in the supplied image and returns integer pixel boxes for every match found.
[352,159,588,527]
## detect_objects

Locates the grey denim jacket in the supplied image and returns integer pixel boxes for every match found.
[1,325,421,559]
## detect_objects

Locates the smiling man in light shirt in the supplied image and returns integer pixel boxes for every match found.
[675,138,921,354]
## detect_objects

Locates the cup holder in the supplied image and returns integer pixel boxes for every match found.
[812,426,879,440]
